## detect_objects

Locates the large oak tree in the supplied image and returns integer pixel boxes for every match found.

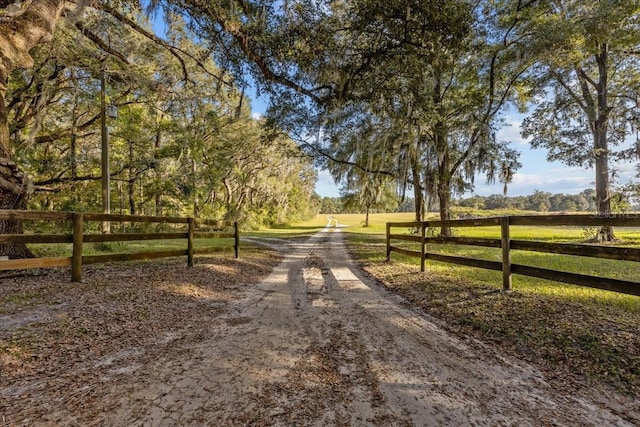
[520,0,640,241]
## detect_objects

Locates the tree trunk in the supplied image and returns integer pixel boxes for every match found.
[364,205,369,227]
[437,178,452,238]
[154,127,162,216]
[593,43,614,242]
[1,87,34,257]
[100,68,110,233]
[0,159,35,258]
[594,129,614,241]
[70,68,79,205]
[0,0,66,257]
[192,157,199,217]
[128,180,135,215]
[432,66,452,237]
[410,162,424,222]
[0,88,9,159]
[117,181,124,215]
[128,140,136,215]
[435,123,452,237]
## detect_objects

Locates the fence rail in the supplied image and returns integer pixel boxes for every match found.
[386,214,640,297]
[0,210,239,282]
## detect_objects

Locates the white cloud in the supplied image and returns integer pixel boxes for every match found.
[315,169,340,197]
[496,119,530,146]
[472,168,594,196]
[251,112,263,120]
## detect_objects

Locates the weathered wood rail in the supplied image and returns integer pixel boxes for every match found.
[386,214,640,296]
[0,210,239,282]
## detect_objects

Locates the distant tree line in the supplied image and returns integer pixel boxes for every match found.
[456,188,639,213]
[320,187,640,215]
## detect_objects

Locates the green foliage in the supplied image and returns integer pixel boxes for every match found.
[5,0,640,239]
[259,0,530,226]
[4,5,319,228]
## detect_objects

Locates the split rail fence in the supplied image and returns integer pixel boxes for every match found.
[0,210,239,282]
[386,214,640,297]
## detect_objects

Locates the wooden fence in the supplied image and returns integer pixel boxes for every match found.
[0,210,239,282]
[386,214,640,297]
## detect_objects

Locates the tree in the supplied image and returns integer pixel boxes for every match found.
[0,0,66,257]
[319,197,341,214]
[484,194,509,210]
[340,173,397,227]
[273,0,527,233]
[458,195,486,209]
[520,0,640,241]
[526,190,551,212]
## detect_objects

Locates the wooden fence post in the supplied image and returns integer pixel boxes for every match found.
[187,217,194,267]
[386,223,391,261]
[420,221,426,272]
[72,212,84,282]
[234,221,239,258]
[501,216,512,291]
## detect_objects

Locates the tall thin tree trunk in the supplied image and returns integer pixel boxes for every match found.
[117,181,124,215]
[154,128,162,216]
[409,141,424,222]
[70,69,79,205]
[128,180,135,215]
[192,158,199,217]
[364,204,370,227]
[128,140,136,215]
[100,67,111,233]
[411,164,424,222]
[594,44,614,241]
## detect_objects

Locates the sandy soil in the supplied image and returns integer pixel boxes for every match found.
[1,228,635,426]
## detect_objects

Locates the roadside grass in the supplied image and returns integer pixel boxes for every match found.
[337,212,640,394]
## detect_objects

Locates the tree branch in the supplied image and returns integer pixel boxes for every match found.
[74,21,130,64]
[299,142,395,177]
[101,3,232,88]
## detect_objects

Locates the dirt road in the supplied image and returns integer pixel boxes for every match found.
[3,228,634,425]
